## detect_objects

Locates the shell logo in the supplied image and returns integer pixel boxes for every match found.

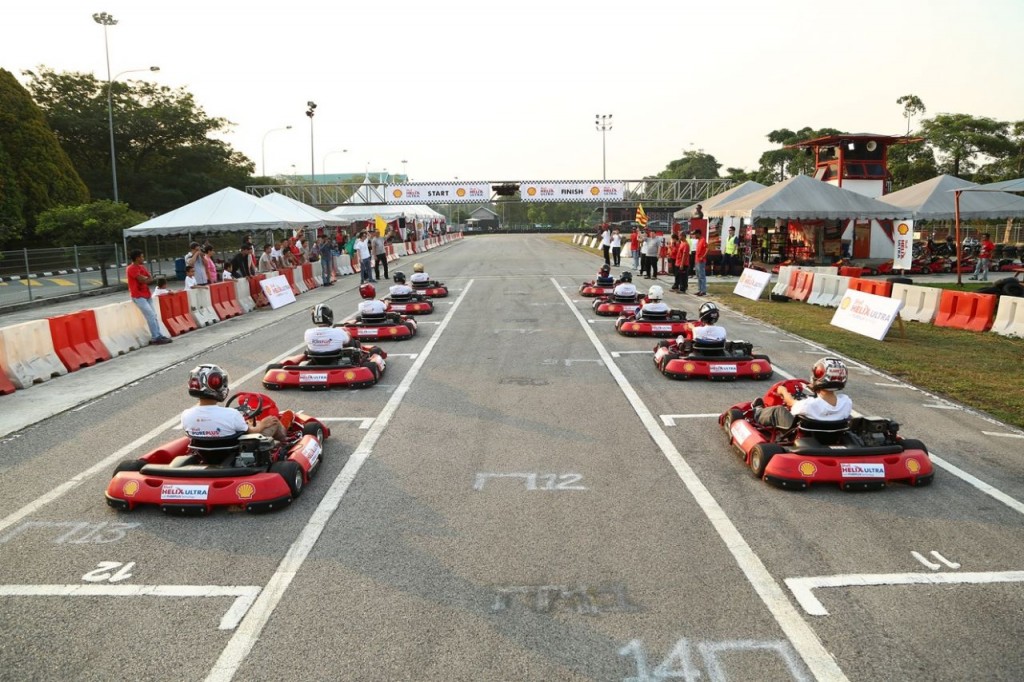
[631,323,641,331]
[275,371,287,382]
[750,363,762,373]
[392,189,403,199]
[590,186,600,196]
[897,223,910,235]
[122,480,139,497]
[236,482,256,500]
[389,328,398,335]
[683,362,696,372]
[527,187,537,197]
[344,370,355,380]
[905,458,921,473]
[798,461,818,476]
[840,296,851,310]
[456,188,466,198]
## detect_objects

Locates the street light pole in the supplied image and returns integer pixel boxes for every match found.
[305,102,317,182]
[322,149,348,176]
[595,114,613,224]
[93,12,118,202]
[401,159,408,179]
[261,126,292,176]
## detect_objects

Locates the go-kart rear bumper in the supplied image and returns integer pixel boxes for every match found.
[660,356,773,381]
[105,471,296,514]
[763,450,934,491]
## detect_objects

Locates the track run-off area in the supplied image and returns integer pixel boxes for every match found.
[1,234,1022,682]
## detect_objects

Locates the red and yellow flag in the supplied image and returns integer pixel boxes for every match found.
[635,203,648,228]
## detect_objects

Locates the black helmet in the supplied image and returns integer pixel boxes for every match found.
[312,303,333,326]
[810,357,848,391]
[699,302,719,325]
[599,264,611,276]
[619,271,632,283]
[393,271,407,284]
[188,364,229,402]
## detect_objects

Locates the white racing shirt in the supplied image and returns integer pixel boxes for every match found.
[613,283,637,298]
[410,272,429,283]
[181,405,248,438]
[641,301,669,315]
[694,325,727,343]
[359,300,387,316]
[390,284,414,297]
[304,326,351,353]
[790,393,853,421]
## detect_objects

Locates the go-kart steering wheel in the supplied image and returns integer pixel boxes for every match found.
[226,393,264,422]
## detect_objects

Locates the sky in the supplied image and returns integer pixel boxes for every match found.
[3,0,1023,184]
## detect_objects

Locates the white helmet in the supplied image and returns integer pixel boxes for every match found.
[647,285,664,301]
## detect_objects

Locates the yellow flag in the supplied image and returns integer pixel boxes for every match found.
[635,203,648,228]
[374,215,387,236]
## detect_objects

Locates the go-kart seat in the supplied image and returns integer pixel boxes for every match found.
[390,293,412,302]
[693,338,727,356]
[794,417,850,446]
[596,276,615,286]
[360,312,388,324]
[613,294,638,303]
[637,310,668,321]
[187,435,242,465]
[306,347,361,366]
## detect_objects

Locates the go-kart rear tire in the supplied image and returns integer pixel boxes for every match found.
[723,408,745,434]
[750,444,785,479]
[302,422,326,444]
[271,460,304,498]
[113,459,146,475]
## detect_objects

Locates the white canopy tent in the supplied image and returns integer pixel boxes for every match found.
[674,180,766,219]
[327,204,445,225]
[260,192,346,226]
[124,187,317,237]
[881,174,1024,220]
[706,175,908,220]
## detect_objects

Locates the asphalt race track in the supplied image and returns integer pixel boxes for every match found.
[1,234,1022,682]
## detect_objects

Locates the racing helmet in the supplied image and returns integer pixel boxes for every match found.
[599,264,611,276]
[393,271,407,285]
[810,357,848,391]
[311,303,333,326]
[188,364,229,402]
[359,283,376,299]
[648,285,664,301]
[698,302,720,325]
[413,262,425,273]
[619,271,632,283]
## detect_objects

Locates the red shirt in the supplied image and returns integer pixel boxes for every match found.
[630,230,640,249]
[695,238,708,263]
[675,241,690,267]
[127,262,151,299]
[979,239,995,259]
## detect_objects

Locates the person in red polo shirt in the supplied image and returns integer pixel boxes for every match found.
[127,249,171,345]
[970,233,996,281]
[694,229,709,296]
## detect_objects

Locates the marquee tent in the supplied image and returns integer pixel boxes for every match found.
[960,177,1024,193]
[706,174,909,220]
[124,187,317,237]
[328,204,445,224]
[880,174,1024,220]
[674,180,766,219]
[260,192,346,226]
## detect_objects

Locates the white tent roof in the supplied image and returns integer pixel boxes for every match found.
[958,177,1024,194]
[706,174,910,220]
[674,180,767,219]
[880,174,1024,220]
[343,176,387,204]
[328,204,445,224]
[260,192,346,226]
[123,187,315,237]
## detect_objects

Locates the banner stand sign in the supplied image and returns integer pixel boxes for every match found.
[733,268,773,301]
[893,219,914,270]
[831,289,904,341]
[259,275,297,310]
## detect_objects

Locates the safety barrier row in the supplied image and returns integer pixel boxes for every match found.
[933,290,997,332]
[94,301,150,356]
[0,319,68,389]
[187,287,219,327]
[806,273,851,308]
[891,284,942,324]
[48,310,112,371]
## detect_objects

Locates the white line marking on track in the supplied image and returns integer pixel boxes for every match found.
[786,571,1024,616]
[318,418,375,429]
[981,431,1024,439]
[660,414,721,426]
[552,278,849,682]
[611,350,652,357]
[931,551,961,569]
[205,280,474,682]
[0,584,261,630]
[384,353,418,359]
[928,454,1024,516]
[922,403,960,410]
[911,551,941,570]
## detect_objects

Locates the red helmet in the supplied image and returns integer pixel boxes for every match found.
[810,357,848,391]
[359,283,376,299]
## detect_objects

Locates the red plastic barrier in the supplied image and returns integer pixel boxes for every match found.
[167,291,197,334]
[48,310,112,371]
[839,266,865,278]
[848,278,892,298]
[933,290,997,332]
[785,270,815,302]
[249,274,269,307]
[0,368,16,395]
[210,281,242,320]
[301,263,318,290]
[281,268,301,296]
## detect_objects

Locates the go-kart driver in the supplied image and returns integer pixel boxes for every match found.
[639,285,670,317]
[612,275,638,300]
[182,364,286,442]
[595,263,614,286]
[389,272,414,300]
[304,304,353,353]
[755,357,852,431]
[410,262,430,285]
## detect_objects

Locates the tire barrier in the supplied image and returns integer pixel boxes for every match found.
[210,281,243,320]
[48,310,112,371]
[933,290,997,332]
[93,301,149,356]
[187,287,219,327]
[234,276,257,313]
[249,274,270,308]
[847,277,893,298]
[892,284,941,324]
[0,320,67,388]
[992,296,1024,338]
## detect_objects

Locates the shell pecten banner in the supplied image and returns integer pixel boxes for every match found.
[387,183,490,204]
[520,181,625,202]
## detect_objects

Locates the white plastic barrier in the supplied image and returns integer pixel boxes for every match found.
[187,287,219,327]
[337,256,354,276]
[393,242,408,258]
[292,266,308,293]
[893,283,941,324]
[771,266,795,297]
[991,296,1024,337]
[823,275,851,307]
[572,234,581,245]
[0,319,68,388]
[234,277,256,313]
[806,273,833,306]
[149,295,173,339]
[93,301,149,356]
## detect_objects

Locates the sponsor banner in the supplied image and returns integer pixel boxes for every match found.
[840,462,885,478]
[893,219,914,270]
[259,275,296,310]
[831,289,904,341]
[161,484,209,501]
[386,183,490,204]
[520,181,625,203]
[733,267,773,301]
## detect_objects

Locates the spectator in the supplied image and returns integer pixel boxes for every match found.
[344,231,357,274]
[153,277,171,297]
[222,262,234,281]
[230,244,254,278]
[202,245,218,284]
[372,230,389,281]
[127,249,171,345]
[694,229,709,296]
[270,240,285,269]
[611,228,622,266]
[258,244,274,273]
[184,265,197,290]
[355,231,374,283]
[670,234,690,293]
[760,229,771,263]
[630,226,642,271]
[599,224,612,266]
[185,242,208,286]
[970,233,996,281]
[722,226,739,276]
[316,235,334,286]
[641,229,663,280]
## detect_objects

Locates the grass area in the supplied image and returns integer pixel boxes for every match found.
[554,233,1024,429]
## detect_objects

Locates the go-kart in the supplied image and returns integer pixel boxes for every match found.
[579,277,617,297]
[593,292,644,317]
[105,392,330,514]
[385,292,434,315]
[654,332,773,380]
[262,343,386,390]
[411,279,448,298]
[615,308,690,337]
[719,378,934,491]
[340,310,418,341]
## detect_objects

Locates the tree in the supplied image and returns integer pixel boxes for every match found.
[896,95,926,136]
[24,66,254,216]
[34,200,147,285]
[919,113,1012,177]
[756,127,843,182]
[0,68,89,246]
[886,141,939,191]
[656,150,721,179]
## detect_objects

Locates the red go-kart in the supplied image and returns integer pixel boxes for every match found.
[412,279,448,298]
[386,292,434,315]
[615,308,690,337]
[105,392,331,514]
[654,333,773,381]
[340,310,418,341]
[719,378,934,490]
[262,343,386,390]
[593,292,645,317]
[579,277,617,297]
